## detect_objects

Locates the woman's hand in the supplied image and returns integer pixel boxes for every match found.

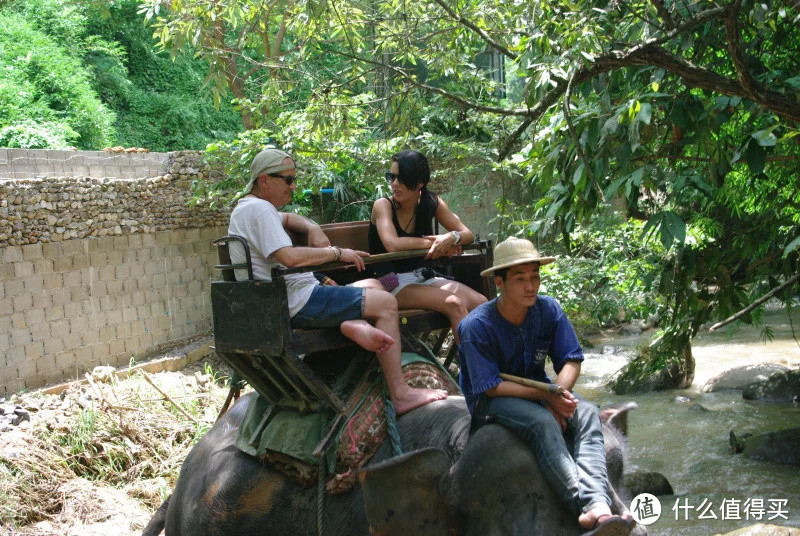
[338,248,369,271]
[422,233,458,259]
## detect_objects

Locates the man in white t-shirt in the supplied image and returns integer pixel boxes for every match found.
[228,148,447,415]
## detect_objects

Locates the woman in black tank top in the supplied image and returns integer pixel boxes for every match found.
[368,150,487,344]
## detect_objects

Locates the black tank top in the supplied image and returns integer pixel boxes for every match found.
[367,191,439,276]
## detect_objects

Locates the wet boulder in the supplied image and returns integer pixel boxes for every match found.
[715,523,800,536]
[742,370,800,402]
[703,363,789,393]
[622,470,674,498]
[731,428,800,465]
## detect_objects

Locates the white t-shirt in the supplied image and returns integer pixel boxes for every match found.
[228,196,318,317]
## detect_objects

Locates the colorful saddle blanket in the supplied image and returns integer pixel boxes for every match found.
[235,351,460,494]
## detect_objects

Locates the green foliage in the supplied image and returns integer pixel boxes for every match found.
[199,105,499,221]
[0,9,116,148]
[0,0,241,151]
[150,0,800,381]
[0,120,79,149]
[85,0,243,150]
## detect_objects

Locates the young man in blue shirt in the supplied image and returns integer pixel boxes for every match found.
[458,237,632,535]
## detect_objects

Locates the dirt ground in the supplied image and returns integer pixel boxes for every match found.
[0,344,236,536]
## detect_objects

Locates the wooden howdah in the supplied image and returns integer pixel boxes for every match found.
[210,220,494,456]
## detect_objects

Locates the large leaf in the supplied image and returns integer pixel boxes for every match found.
[661,211,686,248]
[743,140,766,174]
[751,129,778,147]
[784,236,800,257]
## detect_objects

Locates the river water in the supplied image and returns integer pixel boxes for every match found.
[577,307,800,535]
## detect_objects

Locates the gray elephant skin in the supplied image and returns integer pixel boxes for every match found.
[142,393,641,536]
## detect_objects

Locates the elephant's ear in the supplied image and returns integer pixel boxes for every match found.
[359,447,452,536]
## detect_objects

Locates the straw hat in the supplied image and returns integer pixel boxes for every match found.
[480,237,555,277]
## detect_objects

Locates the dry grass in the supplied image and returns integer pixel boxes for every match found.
[0,354,235,534]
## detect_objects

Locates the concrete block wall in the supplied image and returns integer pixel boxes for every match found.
[0,149,170,180]
[0,226,226,396]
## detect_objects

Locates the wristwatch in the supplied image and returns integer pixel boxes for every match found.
[450,230,462,245]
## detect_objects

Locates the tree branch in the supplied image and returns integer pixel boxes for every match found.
[498,118,533,160]
[563,72,604,201]
[724,0,762,102]
[650,0,676,29]
[332,49,536,117]
[430,0,517,61]
[708,273,800,332]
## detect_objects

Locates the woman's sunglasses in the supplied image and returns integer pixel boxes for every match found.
[384,172,400,183]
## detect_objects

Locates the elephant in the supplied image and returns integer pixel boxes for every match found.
[142,393,644,536]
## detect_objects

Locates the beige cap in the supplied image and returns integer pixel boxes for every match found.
[243,148,295,193]
[480,237,555,277]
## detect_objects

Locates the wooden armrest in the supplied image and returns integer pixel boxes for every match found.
[274,242,487,277]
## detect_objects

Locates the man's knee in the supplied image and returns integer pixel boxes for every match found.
[364,288,399,320]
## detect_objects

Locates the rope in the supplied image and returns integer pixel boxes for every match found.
[215,371,246,422]
[383,383,403,457]
[317,459,326,536]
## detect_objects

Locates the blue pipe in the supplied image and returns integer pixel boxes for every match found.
[302,188,334,195]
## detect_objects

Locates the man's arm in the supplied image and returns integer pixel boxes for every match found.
[272,245,369,271]
[281,212,330,247]
[555,360,581,392]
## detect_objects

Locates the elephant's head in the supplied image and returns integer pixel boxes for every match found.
[360,403,645,536]
[361,424,589,536]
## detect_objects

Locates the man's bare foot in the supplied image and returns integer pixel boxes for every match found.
[392,386,448,415]
[340,320,394,353]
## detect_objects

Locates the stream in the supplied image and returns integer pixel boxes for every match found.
[577,306,800,535]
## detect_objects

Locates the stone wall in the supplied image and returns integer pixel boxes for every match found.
[0,148,170,180]
[1,149,229,396]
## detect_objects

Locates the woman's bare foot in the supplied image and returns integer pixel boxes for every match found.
[392,386,448,415]
[340,320,394,353]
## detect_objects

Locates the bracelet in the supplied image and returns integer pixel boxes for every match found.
[332,246,342,262]
[450,230,462,245]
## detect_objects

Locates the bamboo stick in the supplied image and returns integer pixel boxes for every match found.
[499,373,565,396]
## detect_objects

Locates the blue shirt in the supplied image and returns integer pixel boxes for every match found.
[458,296,584,415]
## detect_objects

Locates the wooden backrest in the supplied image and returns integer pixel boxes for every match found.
[213,235,254,281]
[287,220,371,251]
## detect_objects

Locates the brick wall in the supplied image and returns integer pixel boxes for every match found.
[0,226,226,396]
[0,149,230,396]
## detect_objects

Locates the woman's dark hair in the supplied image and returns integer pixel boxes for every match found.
[392,150,430,191]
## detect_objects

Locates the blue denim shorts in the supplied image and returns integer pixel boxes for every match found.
[291,284,366,329]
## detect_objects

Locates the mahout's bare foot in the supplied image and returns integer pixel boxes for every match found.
[579,505,632,535]
[579,504,612,530]
[392,387,448,415]
[340,320,394,353]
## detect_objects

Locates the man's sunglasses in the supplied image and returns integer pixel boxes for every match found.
[270,173,298,186]
[384,172,400,183]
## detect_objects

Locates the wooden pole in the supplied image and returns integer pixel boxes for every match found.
[499,373,565,396]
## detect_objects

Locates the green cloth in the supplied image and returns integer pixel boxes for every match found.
[236,393,332,463]
[234,351,457,465]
